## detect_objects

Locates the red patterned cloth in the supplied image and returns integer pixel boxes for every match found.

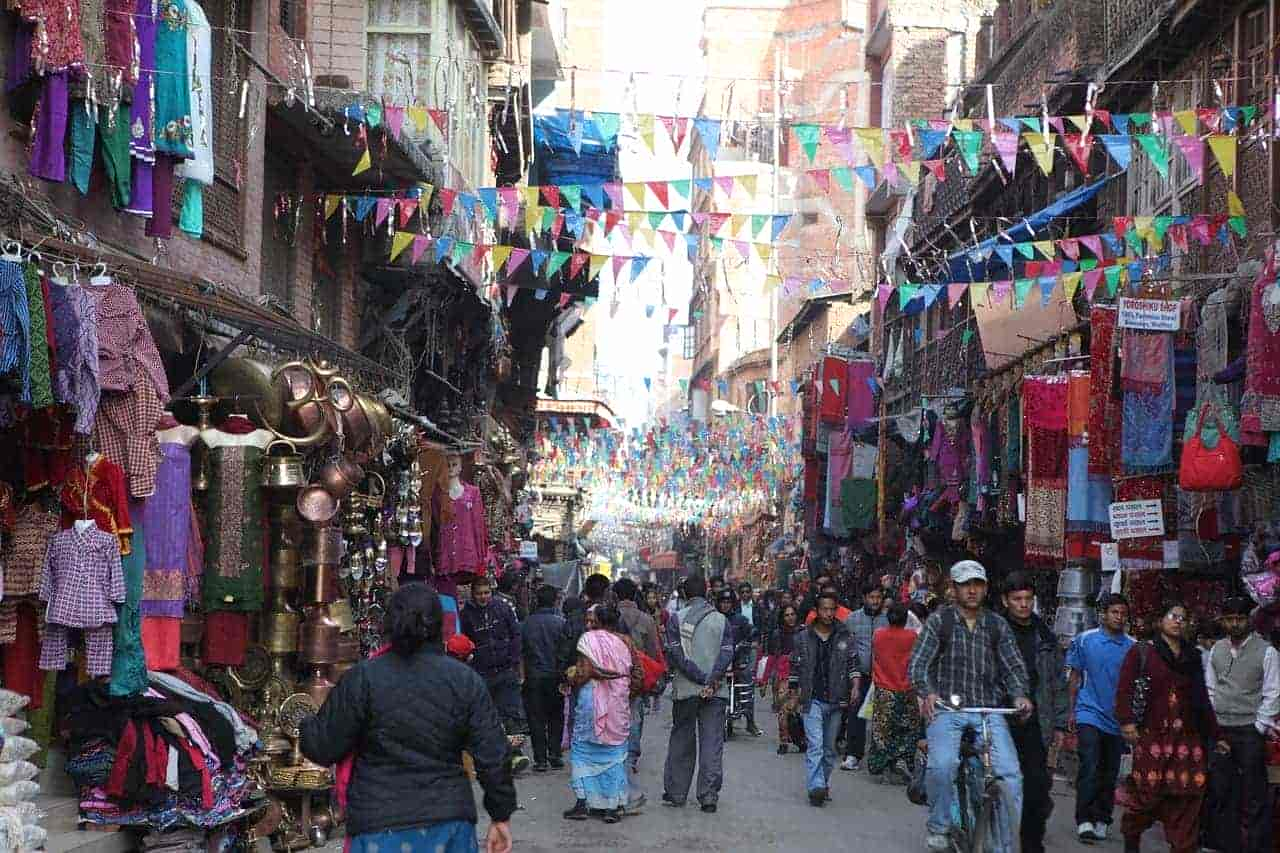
[1242,254,1280,434]
[92,384,164,499]
[19,0,86,72]
[1024,376,1069,567]
[1114,475,1174,570]
[1089,306,1120,475]
[59,454,133,555]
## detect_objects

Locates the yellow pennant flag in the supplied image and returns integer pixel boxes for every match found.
[739,174,758,198]
[627,211,645,233]
[899,161,920,186]
[524,186,540,212]
[951,118,974,132]
[589,254,609,279]
[754,243,772,263]
[1132,216,1153,239]
[1066,115,1090,133]
[969,282,990,306]
[636,114,655,153]
[407,107,428,135]
[1060,272,1082,300]
[624,182,646,209]
[389,231,414,262]
[491,245,513,270]
[855,128,885,168]
[1033,240,1054,259]
[417,183,434,208]
[352,149,372,176]
[1228,190,1245,218]
[1173,109,1198,137]
[1207,135,1237,178]
[729,215,746,238]
[525,204,542,233]
[324,194,342,219]
[764,274,781,292]
[1022,133,1055,176]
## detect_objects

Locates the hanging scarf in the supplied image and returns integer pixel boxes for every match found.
[1122,343,1174,474]
[1242,253,1280,434]
[1024,376,1069,567]
[1121,331,1172,395]
[1088,306,1120,475]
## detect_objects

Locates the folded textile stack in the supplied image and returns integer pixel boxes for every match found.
[141,827,209,852]
[0,688,45,850]
[64,673,260,830]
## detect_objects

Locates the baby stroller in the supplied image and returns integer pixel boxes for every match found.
[725,640,756,738]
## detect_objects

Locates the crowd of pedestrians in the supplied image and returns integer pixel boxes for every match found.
[299,559,1280,853]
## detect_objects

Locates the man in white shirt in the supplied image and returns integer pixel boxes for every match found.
[1203,597,1279,853]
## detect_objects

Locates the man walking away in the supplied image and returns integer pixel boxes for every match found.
[1066,593,1134,843]
[1203,597,1279,853]
[842,580,887,771]
[738,582,765,737]
[1003,572,1069,853]
[790,591,859,807]
[557,573,610,680]
[460,575,530,773]
[522,583,567,772]
[662,575,734,813]
[908,560,1032,853]
[615,578,660,772]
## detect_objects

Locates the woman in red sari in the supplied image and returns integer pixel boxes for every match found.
[1116,602,1229,853]
[762,605,803,755]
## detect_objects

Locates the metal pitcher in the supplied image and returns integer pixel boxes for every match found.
[261,439,306,490]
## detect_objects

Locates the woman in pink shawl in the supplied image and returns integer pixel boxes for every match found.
[562,604,634,823]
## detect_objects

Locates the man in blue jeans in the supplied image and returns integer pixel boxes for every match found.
[907,560,1033,853]
[788,591,858,807]
[1066,593,1134,843]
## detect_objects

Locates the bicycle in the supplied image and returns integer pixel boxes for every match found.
[930,699,1020,853]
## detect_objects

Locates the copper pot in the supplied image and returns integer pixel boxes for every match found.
[305,563,341,604]
[296,484,340,524]
[318,456,364,500]
[305,526,345,565]
[329,599,356,633]
[299,616,339,664]
[339,398,373,453]
[269,544,301,589]
[264,610,300,653]
[300,666,335,707]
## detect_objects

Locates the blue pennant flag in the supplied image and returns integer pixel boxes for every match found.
[693,118,722,161]
[998,117,1022,133]
[1111,114,1130,134]
[1038,276,1056,307]
[530,250,548,275]
[352,195,377,222]
[1098,135,1132,170]
[995,244,1014,268]
[434,236,454,263]
[1100,233,1123,256]
[671,212,686,229]
[919,129,949,159]
[456,193,477,217]
[694,177,714,192]
[631,256,652,279]
[478,188,498,221]
[582,183,605,210]
[854,165,877,190]
[534,289,548,300]
[771,215,792,242]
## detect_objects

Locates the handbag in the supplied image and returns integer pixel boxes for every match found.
[906,748,929,805]
[1180,402,1243,491]
[1129,643,1152,725]
[635,648,667,694]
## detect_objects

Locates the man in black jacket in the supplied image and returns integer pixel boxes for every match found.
[461,575,528,772]
[522,584,567,772]
[789,592,859,807]
[557,573,611,679]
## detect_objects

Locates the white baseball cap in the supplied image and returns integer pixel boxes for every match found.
[950,560,988,584]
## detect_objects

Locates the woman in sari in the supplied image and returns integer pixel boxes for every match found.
[563,605,634,824]
[762,605,802,754]
[866,602,921,783]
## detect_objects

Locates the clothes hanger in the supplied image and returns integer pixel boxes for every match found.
[1,240,21,262]
[88,261,110,286]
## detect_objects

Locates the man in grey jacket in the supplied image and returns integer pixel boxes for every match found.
[662,574,734,813]
[841,580,887,771]
[790,591,859,807]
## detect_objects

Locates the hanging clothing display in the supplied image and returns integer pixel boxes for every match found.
[1088,306,1120,475]
[151,0,194,159]
[199,427,271,612]
[110,500,148,696]
[433,484,489,579]
[38,524,125,676]
[0,259,31,401]
[1242,257,1280,435]
[59,454,133,555]
[1023,375,1069,567]
[23,266,53,409]
[47,280,101,434]
[141,442,194,617]
[124,0,158,216]
[824,431,852,537]
[174,0,212,185]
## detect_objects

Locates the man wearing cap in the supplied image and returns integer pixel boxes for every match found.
[1202,597,1279,853]
[908,559,1033,853]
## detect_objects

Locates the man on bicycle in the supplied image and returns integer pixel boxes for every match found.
[908,559,1033,853]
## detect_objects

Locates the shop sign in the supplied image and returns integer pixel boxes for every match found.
[1117,298,1181,331]
[1108,499,1165,540]
[519,540,539,559]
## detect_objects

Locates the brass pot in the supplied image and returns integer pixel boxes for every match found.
[318,456,364,500]
[264,610,300,654]
[299,616,339,664]
[335,630,359,662]
[329,599,356,633]
[296,484,340,525]
[261,439,306,490]
[304,563,341,604]
[330,660,356,682]
[305,526,345,566]
[300,666,335,707]
[269,544,301,589]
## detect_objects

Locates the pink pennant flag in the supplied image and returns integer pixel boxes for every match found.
[714,176,735,197]
[882,161,899,186]
[604,183,623,209]
[808,169,831,193]
[410,235,430,264]
[658,115,676,148]
[428,109,448,136]
[659,230,677,252]
[992,132,1019,176]
[1083,269,1103,300]
[673,117,690,151]
[374,198,393,228]
[507,248,530,276]
[928,119,950,131]
[992,280,1013,304]
[877,283,893,310]
[1170,224,1189,253]
[569,252,589,278]
[668,308,679,323]
[1174,135,1205,184]
[825,126,854,162]
[499,188,519,220]
[558,292,572,309]
[923,160,947,181]
[611,255,630,281]
[707,212,731,234]
[888,129,911,161]
[947,282,968,308]
[505,285,517,306]
[551,212,565,241]
[397,199,418,228]
[384,106,405,139]
[1062,133,1092,176]
[1048,116,1066,134]
[1189,216,1212,245]
[691,211,709,228]
[733,240,751,261]
[438,187,457,216]
[1059,238,1079,260]
[1079,234,1102,258]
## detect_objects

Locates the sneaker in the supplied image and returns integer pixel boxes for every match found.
[1078,823,1099,843]
[661,792,685,808]
[548,757,565,769]
[746,724,763,737]
[926,833,950,852]
[808,790,825,807]
[699,803,717,814]
[563,800,589,820]
[1094,824,1108,841]
[511,755,532,775]
[601,808,622,824]
[840,756,860,772]
[623,794,646,815]
[777,744,788,755]
[818,787,831,804]
[532,762,549,773]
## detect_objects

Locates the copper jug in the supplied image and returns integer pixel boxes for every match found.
[300,665,335,707]
[299,614,339,664]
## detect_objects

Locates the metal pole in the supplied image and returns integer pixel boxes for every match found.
[769,46,781,417]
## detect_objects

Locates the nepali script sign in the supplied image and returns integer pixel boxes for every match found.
[1108,499,1165,540]
[1117,297,1181,331]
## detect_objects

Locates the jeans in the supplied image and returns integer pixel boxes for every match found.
[803,699,844,793]
[628,696,646,764]
[1074,724,1123,827]
[522,676,563,765]
[1009,717,1052,853]
[663,697,728,806]
[1204,725,1273,853]
[844,679,871,759]
[925,711,1023,853]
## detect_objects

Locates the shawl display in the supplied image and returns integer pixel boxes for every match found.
[1088,307,1121,475]
[1023,376,1069,567]
[1067,447,1112,533]
[1067,371,1090,443]
[1115,475,1172,570]
[1197,289,1231,389]
[1121,331,1173,395]
[1242,253,1280,434]
[846,360,876,430]
[1121,343,1174,475]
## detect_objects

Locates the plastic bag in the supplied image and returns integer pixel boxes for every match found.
[0,782,38,805]
[0,693,28,719]
[857,684,877,721]
[0,763,38,786]
[0,719,27,737]
[0,738,36,763]
[906,748,928,805]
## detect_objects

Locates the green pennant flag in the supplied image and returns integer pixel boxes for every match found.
[1153,215,1173,243]
[1104,265,1122,297]
[1019,116,1041,134]
[751,215,769,240]
[546,250,572,278]
[794,123,822,163]
[1134,135,1169,178]
[961,328,974,346]
[561,184,582,210]
[710,237,724,251]
[541,207,557,231]
[953,130,983,174]
[831,166,856,193]
[898,284,921,309]
[1015,242,1036,260]
[1126,229,1143,255]
[670,179,691,201]
[452,241,472,266]
[365,102,383,128]
[1013,278,1033,308]
[1079,258,1098,272]
[1241,105,1258,127]
[1129,112,1152,128]
[647,211,666,230]
[1229,215,1247,238]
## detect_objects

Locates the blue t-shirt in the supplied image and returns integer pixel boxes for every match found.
[1065,627,1134,735]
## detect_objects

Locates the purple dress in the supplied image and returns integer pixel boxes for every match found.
[139,442,192,617]
[125,0,157,216]
[48,284,100,435]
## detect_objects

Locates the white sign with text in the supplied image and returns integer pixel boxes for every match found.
[1108,499,1165,540]
[1117,297,1181,331]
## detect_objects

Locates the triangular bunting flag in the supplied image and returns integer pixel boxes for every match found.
[1098,135,1131,170]
[794,124,822,163]
[1173,135,1205,184]
[1135,135,1170,179]
[1022,133,1055,175]
[856,128,885,168]
[1207,135,1236,178]
[389,231,414,262]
